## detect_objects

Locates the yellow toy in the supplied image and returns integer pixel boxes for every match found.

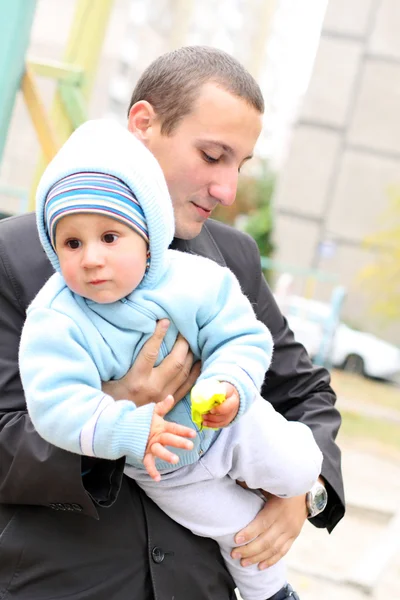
[190,380,226,430]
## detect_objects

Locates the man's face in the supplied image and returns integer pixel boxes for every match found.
[143,83,263,240]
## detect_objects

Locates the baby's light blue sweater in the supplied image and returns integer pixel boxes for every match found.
[20,251,272,470]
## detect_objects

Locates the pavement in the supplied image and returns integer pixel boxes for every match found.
[287,384,400,600]
[286,440,400,600]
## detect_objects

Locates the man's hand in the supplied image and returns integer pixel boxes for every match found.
[102,319,201,406]
[231,493,308,569]
[143,395,196,481]
[202,383,240,429]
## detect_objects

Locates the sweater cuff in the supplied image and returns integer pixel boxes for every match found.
[94,402,155,462]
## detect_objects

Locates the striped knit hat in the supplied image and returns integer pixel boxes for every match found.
[45,172,149,250]
[36,119,175,290]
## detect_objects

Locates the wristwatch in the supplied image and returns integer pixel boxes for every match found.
[306,481,328,518]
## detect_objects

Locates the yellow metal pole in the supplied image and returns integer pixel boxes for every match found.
[21,68,59,164]
[29,0,114,209]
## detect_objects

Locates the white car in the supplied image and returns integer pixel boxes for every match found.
[277,294,400,380]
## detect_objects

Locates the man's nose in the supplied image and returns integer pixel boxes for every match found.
[81,244,105,268]
[209,171,238,207]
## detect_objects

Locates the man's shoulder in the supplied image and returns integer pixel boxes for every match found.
[204,219,260,269]
[0,212,54,308]
[0,211,36,239]
[203,220,262,303]
[205,219,258,249]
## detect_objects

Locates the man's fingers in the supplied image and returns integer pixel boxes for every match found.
[259,538,293,570]
[174,360,201,402]
[233,504,272,548]
[237,531,289,568]
[231,526,276,564]
[157,334,193,386]
[135,320,170,374]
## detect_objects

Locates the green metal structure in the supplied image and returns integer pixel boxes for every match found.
[0,0,114,210]
[0,0,37,164]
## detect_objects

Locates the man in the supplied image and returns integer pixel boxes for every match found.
[0,46,344,600]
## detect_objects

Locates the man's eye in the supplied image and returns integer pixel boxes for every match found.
[66,239,81,249]
[202,152,219,164]
[103,233,118,244]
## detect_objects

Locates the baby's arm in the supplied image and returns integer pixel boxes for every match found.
[19,308,194,465]
[196,264,273,421]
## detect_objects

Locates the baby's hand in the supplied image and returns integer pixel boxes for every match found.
[143,395,196,481]
[202,382,240,429]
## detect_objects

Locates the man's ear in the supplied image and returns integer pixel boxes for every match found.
[127,101,157,143]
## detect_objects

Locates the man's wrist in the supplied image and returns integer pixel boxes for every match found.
[102,380,131,402]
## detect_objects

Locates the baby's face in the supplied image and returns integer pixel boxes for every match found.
[55,213,148,303]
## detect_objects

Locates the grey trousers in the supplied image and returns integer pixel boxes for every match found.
[126,397,322,600]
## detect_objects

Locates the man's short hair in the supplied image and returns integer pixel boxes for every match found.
[127,46,264,135]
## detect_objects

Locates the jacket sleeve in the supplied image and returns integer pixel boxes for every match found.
[207,221,345,532]
[0,215,123,516]
[20,307,155,463]
[196,263,273,420]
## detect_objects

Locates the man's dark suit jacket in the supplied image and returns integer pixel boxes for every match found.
[0,212,345,600]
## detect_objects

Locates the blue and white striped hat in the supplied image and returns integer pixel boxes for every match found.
[35,119,175,290]
[45,171,149,250]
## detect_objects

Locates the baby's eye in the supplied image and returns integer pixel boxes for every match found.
[103,233,118,244]
[66,239,81,249]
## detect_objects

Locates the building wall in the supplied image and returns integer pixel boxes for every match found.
[273,0,400,343]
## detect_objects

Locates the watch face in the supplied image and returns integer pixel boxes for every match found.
[314,488,327,511]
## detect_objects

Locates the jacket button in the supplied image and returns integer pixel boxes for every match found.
[151,546,165,563]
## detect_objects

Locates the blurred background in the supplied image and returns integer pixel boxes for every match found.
[0,1,399,598]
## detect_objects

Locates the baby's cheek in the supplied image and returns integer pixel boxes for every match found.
[61,265,82,295]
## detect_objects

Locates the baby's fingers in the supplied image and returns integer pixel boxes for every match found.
[158,432,195,450]
[163,421,197,439]
[202,414,230,428]
[143,453,161,481]
[210,396,236,415]
[149,441,180,465]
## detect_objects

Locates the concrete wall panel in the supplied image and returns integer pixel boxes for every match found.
[326,150,399,240]
[323,0,374,37]
[301,37,362,127]
[348,60,400,154]
[273,214,320,267]
[369,0,400,59]
[273,127,340,217]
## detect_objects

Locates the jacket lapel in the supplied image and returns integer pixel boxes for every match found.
[170,222,226,267]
